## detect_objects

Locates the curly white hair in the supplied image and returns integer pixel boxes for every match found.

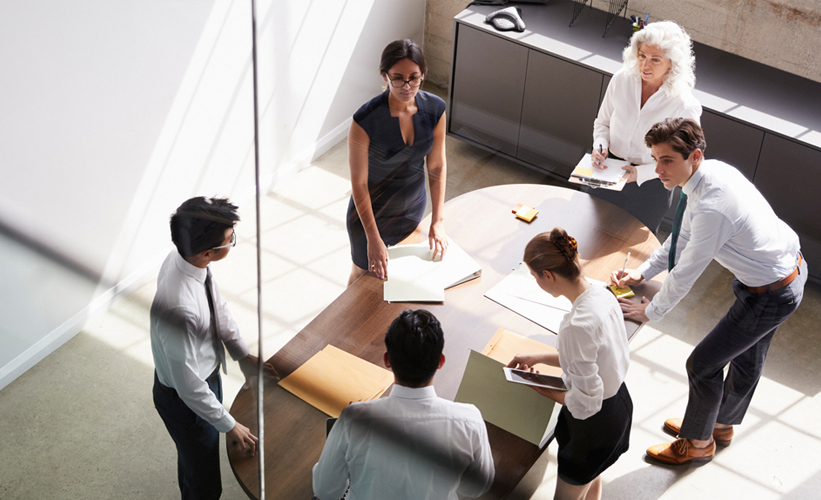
[622,21,696,97]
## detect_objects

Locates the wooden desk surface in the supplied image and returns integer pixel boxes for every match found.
[227,184,663,499]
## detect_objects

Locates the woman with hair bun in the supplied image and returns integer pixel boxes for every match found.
[507,228,632,500]
[590,21,702,233]
[346,39,448,286]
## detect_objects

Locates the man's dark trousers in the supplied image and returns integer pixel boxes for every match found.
[154,370,223,500]
[679,257,808,440]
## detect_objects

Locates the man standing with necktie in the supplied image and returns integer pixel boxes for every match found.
[610,118,807,465]
[151,197,276,499]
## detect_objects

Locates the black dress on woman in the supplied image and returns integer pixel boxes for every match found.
[346,89,446,270]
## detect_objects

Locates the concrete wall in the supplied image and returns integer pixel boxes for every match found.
[424,0,821,87]
[0,0,425,391]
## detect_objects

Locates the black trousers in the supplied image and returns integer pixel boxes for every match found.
[153,371,223,500]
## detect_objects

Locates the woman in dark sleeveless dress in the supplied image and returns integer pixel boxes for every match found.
[346,39,448,286]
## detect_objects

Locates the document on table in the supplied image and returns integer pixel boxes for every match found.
[455,349,559,448]
[383,238,481,302]
[569,153,629,190]
[484,263,605,333]
[278,345,393,418]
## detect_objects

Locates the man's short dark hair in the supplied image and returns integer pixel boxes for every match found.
[385,309,444,386]
[170,197,239,257]
[645,117,707,159]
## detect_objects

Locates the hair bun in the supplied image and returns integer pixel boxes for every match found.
[550,228,578,261]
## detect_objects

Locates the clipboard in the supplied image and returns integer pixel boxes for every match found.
[568,153,629,191]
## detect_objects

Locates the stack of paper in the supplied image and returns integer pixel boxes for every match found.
[455,349,559,448]
[383,238,481,302]
[484,263,605,333]
[278,345,394,417]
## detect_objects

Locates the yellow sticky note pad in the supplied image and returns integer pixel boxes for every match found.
[574,167,594,177]
[608,285,635,298]
[514,204,538,222]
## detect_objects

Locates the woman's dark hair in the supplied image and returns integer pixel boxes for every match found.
[645,117,707,159]
[523,228,582,280]
[379,39,427,76]
[170,196,239,257]
[384,309,444,386]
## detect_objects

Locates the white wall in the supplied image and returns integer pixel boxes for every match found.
[0,0,426,390]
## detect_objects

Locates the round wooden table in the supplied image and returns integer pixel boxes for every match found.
[228,184,662,499]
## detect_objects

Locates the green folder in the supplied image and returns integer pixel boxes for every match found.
[455,349,559,447]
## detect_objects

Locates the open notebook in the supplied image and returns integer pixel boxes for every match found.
[383,237,481,302]
[278,345,394,418]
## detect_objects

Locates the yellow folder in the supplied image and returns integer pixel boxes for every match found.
[278,345,394,417]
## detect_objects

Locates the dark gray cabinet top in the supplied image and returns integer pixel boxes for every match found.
[455,1,821,150]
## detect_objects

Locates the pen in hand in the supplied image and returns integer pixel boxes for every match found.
[619,252,631,282]
[598,144,603,168]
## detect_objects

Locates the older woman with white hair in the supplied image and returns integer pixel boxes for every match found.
[590,21,702,233]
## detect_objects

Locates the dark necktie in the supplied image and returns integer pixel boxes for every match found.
[204,268,227,374]
[668,191,688,271]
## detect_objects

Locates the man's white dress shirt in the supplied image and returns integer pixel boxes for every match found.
[638,160,801,321]
[593,67,702,185]
[150,250,250,432]
[312,384,495,500]
[558,286,630,420]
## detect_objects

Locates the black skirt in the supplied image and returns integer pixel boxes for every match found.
[555,382,633,486]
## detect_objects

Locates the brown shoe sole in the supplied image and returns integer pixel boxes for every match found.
[647,452,714,466]
[663,420,733,447]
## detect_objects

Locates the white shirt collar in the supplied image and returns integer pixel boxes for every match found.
[390,384,437,400]
[682,160,707,197]
[173,251,208,284]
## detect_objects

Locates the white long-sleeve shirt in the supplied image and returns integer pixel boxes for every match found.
[558,285,630,420]
[593,67,702,185]
[312,384,495,500]
[638,160,801,321]
[150,250,250,432]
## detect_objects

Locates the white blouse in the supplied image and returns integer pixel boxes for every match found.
[558,285,630,420]
[593,67,702,185]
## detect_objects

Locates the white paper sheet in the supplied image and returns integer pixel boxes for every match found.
[484,263,604,333]
[570,153,629,184]
[384,243,445,302]
[383,238,482,302]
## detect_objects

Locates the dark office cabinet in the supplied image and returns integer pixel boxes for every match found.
[700,111,764,181]
[516,50,604,177]
[599,74,612,108]
[449,25,528,157]
[754,134,821,279]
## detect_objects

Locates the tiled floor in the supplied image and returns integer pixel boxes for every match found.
[1,93,819,499]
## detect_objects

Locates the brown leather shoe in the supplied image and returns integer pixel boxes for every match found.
[647,438,715,465]
[664,418,733,446]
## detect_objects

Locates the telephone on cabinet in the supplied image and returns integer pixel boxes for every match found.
[485,7,526,32]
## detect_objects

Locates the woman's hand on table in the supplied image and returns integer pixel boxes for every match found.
[429,220,448,261]
[367,237,389,280]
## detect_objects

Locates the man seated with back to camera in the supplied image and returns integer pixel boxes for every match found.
[312,309,495,500]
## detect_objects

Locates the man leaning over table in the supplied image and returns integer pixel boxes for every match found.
[151,196,276,499]
[611,118,807,466]
[312,309,495,500]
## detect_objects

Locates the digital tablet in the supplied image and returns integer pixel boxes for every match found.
[503,367,568,391]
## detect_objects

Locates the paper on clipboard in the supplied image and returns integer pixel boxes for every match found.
[569,153,629,190]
